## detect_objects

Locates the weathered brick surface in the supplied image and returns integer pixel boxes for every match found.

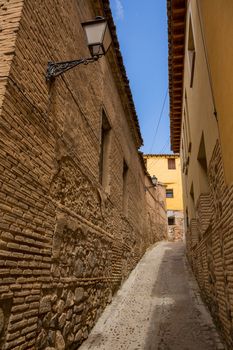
[187,141,233,348]
[0,0,24,108]
[0,0,167,348]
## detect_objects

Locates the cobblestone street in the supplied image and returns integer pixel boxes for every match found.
[79,242,225,350]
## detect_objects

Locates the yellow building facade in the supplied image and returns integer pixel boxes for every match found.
[168,0,233,346]
[144,154,184,241]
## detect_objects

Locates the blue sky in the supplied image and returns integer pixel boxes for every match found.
[109,0,171,154]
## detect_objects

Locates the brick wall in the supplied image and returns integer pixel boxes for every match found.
[0,0,24,109]
[187,141,233,348]
[0,0,167,349]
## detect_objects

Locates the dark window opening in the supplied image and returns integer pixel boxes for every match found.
[190,182,196,218]
[168,217,175,226]
[185,91,192,153]
[166,189,174,198]
[186,208,190,228]
[197,133,209,193]
[188,17,196,88]
[190,182,195,202]
[99,111,111,190]
[168,158,176,169]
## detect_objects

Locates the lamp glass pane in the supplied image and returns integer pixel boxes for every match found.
[90,44,104,56]
[83,21,106,45]
[103,25,112,53]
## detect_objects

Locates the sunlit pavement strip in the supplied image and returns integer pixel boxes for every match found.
[79,242,225,350]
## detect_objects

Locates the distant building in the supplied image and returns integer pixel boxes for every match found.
[144,174,168,243]
[144,154,184,241]
[168,0,233,346]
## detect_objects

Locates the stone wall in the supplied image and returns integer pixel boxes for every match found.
[0,0,24,108]
[186,141,233,348]
[167,211,184,242]
[0,0,167,349]
[144,180,168,244]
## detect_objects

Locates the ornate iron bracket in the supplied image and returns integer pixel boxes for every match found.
[46,55,102,81]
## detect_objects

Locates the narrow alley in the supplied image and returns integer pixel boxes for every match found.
[80,242,224,350]
[1,0,233,349]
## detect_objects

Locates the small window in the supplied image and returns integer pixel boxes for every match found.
[184,92,192,152]
[166,189,174,198]
[197,133,209,193]
[168,217,175,226]
[190,182,196,218]
[99,111,111,191]
[188,17,195,87]
[168,158,176,169]
[186,208,190,228]
[190,182,195,202]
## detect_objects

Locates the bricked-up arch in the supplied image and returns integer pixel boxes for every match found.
[167,0,187,152]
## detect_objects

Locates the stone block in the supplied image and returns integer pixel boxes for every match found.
[55,330,65,350]
[36,329,47,349]
[47,330,56,346]
[58,313,66,329]
[74,287,84,303]
[65,290,74,308]
[55,300,65,315]
[74,329,82,342]
[39,295,51,314]
[50,314,58,329]
[74,259,84,277]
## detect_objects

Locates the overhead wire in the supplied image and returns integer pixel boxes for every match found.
[149,88,168,153]
[159,136,170,154]
[148,136,170,170]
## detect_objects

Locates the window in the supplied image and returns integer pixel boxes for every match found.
[168,217,175,226]
[190,182,195,202]
[190,182,196,218]
[168,158,176,169]
[181,139,186,173]
[122,160,129,215]
[182,124,188,160]
[188,17,196,87]
[186,208,189,228]
[184,92,192,152]
[166,189,174,198]
[183,108,191,157]
[99,111,111,191]
[197,133,209,193]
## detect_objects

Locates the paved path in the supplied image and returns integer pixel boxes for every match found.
[79,242,225,350]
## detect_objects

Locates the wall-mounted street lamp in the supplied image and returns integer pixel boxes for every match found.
[151,175,158,186]
[145,175,158,192]
[46,17,112,81]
